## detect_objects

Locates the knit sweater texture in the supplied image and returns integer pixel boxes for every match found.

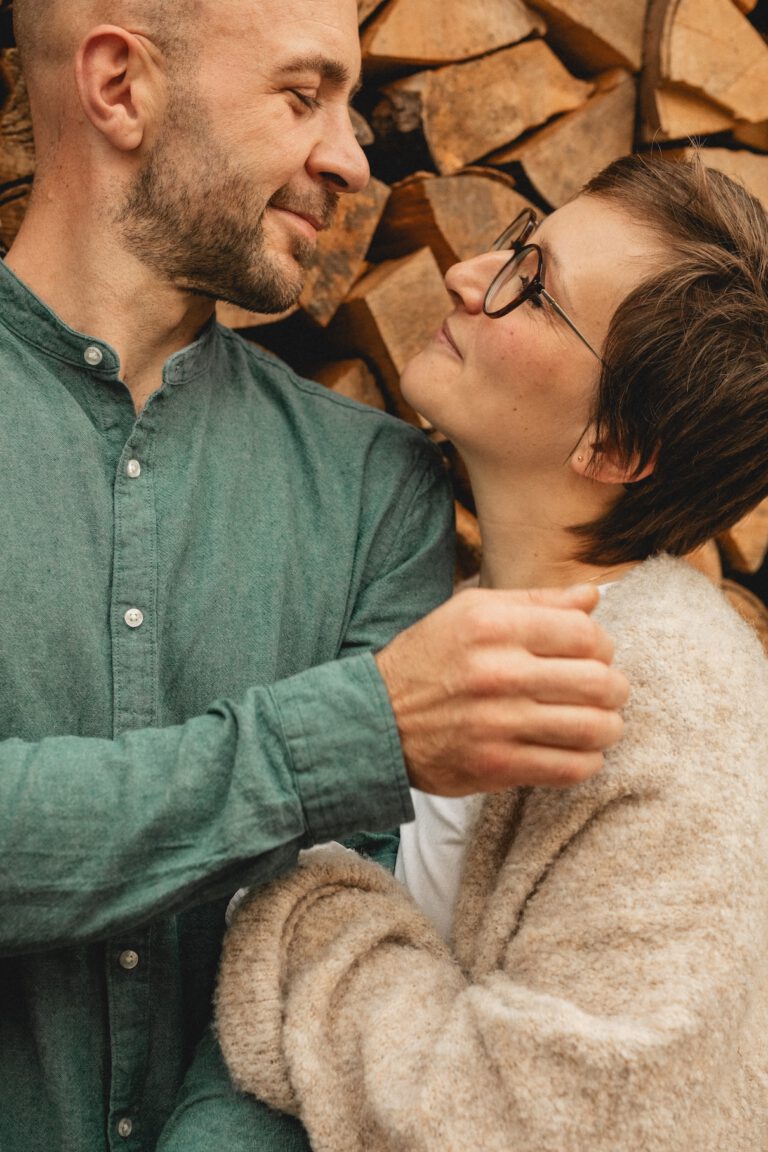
[216,556,768,1151]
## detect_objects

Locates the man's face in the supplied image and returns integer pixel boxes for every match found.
[118,0,368,312]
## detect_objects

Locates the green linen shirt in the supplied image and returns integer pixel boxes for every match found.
[0,258,454,1151]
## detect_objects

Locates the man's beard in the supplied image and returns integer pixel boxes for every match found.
[116,120,337,313]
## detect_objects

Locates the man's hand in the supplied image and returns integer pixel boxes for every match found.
[375,585,629,795]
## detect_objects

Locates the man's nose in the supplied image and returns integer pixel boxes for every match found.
[308,109,370,194]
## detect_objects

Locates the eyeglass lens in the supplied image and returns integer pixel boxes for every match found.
[491,210,536,253]
[486,247,540,315]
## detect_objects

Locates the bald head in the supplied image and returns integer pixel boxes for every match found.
[13,0,195,76]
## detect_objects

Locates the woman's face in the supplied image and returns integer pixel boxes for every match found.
[401,195,662,476]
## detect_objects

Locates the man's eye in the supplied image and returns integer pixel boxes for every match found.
[289,90,320,111]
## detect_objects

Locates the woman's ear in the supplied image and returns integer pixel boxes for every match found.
[570,431,656,485]
[75,25,163,152]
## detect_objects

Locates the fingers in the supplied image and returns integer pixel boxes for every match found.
[412,745,609,795]
[454,588,616,663]
[465,652,630,710]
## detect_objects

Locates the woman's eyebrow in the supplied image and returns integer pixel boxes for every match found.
[538,238,575,313]
[278,54,362,97]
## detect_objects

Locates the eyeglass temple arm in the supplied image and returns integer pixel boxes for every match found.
[539,288,605,364]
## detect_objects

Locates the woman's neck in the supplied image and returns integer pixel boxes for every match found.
[467,463,637,592]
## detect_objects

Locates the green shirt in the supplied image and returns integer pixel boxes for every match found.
[0,259,454,1151]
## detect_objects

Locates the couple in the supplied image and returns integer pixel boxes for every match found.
[212,158,768,1149]
[2,0,767,1148]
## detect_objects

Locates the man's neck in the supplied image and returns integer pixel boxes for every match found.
[5,199,215,412]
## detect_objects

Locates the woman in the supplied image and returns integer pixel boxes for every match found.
[215,155,768,1151]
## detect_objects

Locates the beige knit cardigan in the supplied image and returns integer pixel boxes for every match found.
[216,556,768,1151]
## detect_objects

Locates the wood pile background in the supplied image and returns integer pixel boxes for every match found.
[1,0,767,641]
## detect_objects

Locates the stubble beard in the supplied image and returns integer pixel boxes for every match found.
[116,107,337,314]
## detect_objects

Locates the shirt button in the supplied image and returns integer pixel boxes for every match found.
[119,949,140,971]
[124,608,144,629]
[126,459,142,479]
[84,345,104,367]
[117,1117,133,1138]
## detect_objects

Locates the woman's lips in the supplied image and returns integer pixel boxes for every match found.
[438,319,462,357]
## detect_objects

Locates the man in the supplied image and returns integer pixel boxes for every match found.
[0,0,628,1148]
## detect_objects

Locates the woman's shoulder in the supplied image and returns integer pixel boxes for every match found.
[590,554,767,799]
[596,553,767,695]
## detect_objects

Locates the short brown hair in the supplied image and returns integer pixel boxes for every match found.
[572,153,768,565]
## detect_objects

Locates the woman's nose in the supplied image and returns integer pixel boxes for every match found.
[444,251,508,314]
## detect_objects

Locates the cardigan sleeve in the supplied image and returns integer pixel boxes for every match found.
[216,703,768,1150]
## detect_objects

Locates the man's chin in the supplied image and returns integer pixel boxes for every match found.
[184,276,303,316]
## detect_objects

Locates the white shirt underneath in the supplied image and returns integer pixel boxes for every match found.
[395,582,617,941]
[395,789,484,942]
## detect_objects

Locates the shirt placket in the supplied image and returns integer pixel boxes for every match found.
[107,412,161,1150]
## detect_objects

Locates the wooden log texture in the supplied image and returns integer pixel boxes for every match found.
[313,358,387,410]
[0,49,34,184]
[328,246,450,420]
[373,167,536,271]
[721,579,768,656]
[358,0,385,24]
[377,39,592,176]
[643,0,768,140]
[488,69,636,208]
[719,498,768,574]
[361,0,545,71]
[526,0,646,72]
[670,145,768,211]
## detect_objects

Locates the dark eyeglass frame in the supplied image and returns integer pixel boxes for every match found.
[484,208,604,364]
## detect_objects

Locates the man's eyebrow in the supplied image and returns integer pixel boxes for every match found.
[278,55,362,97]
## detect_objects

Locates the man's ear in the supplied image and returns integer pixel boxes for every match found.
[75,26,163,152]
[570,430,656,485]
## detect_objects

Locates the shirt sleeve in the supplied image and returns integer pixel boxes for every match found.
[0,442,454,956]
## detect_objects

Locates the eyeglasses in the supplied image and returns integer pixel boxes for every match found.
[484,208,604,363]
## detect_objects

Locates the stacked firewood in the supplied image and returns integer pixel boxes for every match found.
[1,0,767,630]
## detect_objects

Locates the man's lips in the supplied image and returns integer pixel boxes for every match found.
[269,206,325,237]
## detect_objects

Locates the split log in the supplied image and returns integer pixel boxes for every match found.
[730,0,759,13]
[361,0,544,72]
[642,0,768,141]
[733,120,768,152]
[358,0,384,24]
[0,180,29,252]
[313,358,386,410]
[299,176,390,326]
[350,107,374,147]
[375,40,592,176]
[372,167,536,272]
[684,539,723,584]
[718,498,768,574]
[0,50,34,185]
[328,246,450,421]
[526,0,645,73]
[721,579,768,655]
[488,69,636,208]
[669,145,768,211]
